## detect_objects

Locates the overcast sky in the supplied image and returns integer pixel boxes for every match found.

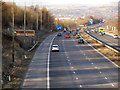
[3,0,119,6]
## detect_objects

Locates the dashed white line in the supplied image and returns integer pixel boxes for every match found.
[80,85,82,88]
[95,67,97,69]
[105,77,107,79]
[76,77,79,80]
[84,40,119,68]
[99,72,102,74]
[73,71,76,74]
[91,63,94,64]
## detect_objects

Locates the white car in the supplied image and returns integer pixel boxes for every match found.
[113,35,119,39]
[51,45,59,52]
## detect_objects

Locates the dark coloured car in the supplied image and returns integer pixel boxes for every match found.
[57,33,62,36]
[78,38,84,44]
[75,34,81,39]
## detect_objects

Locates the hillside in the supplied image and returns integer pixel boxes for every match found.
[49,2,118,19]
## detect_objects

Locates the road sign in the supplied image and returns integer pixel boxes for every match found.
[107,26,109,29]
[55,25,61,30]
[112,27,116,31]
[89,19,93,24]
[15,30,35,36]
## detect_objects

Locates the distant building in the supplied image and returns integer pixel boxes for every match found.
[55,17,75,20]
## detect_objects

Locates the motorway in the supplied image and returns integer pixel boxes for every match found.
[20,32,118,89]
[87,31,120,50]
[87,23,120,50]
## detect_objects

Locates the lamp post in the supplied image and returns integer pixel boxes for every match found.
[31,0,34,30]
[36,5,39,41]
[24,0,26,50]
[12,0,15,62]
[41,2,42,30]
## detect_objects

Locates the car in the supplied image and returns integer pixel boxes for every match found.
[86,30,91,33]
[51,45,59,52]
[75,34,81,39]
[66,31,70,34]
[99,31,105,36]
[99,32,103,36]
[72,31,77,36]
[68,29,71,33]
[72,29,74,32]
[78,38,84,44]
[57,32,62,36]
[102,31,105,35]
[113,35,119,39]
[66,35,70,38]
[64,30,66,32]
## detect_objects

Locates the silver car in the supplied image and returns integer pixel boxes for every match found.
[113,35,119,39]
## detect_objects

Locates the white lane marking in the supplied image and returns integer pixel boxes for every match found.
[47,34,57,89]
[99,71,102,74]
[76,77,79,80]
[91,63,93,64]
[95,67,97,69]
[84,40,119,68]
[105,77,107,79]
[80,85,82,87]
[112,84,114,87]
[73,71,76,74]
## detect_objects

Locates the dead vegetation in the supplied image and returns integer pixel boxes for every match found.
[79,31,120,66]
[2,1,57,89]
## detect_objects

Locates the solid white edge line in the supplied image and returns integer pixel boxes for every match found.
[112,84,114,87]
[84,40,119,68]
[47,33,57,89]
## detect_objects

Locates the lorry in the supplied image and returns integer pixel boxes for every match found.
[98,27,104,32]
[98,27,105,35]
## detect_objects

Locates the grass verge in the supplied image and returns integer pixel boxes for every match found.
[2,30,55,89]
[79,31,120,67]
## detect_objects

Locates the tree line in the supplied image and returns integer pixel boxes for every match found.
[2,1,55,30]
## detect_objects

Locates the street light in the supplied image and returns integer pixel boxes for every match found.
[12,0,15,62]
[31,0,34,30]
[40,2,42,30]
[24,0,26,49]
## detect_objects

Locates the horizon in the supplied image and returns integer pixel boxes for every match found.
[3,0,119,7]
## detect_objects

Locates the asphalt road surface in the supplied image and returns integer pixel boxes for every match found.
[87,23,120,50]
[20,32,118,89]
[88,31,120,50]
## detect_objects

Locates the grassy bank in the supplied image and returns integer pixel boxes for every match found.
[2,27,56,89]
